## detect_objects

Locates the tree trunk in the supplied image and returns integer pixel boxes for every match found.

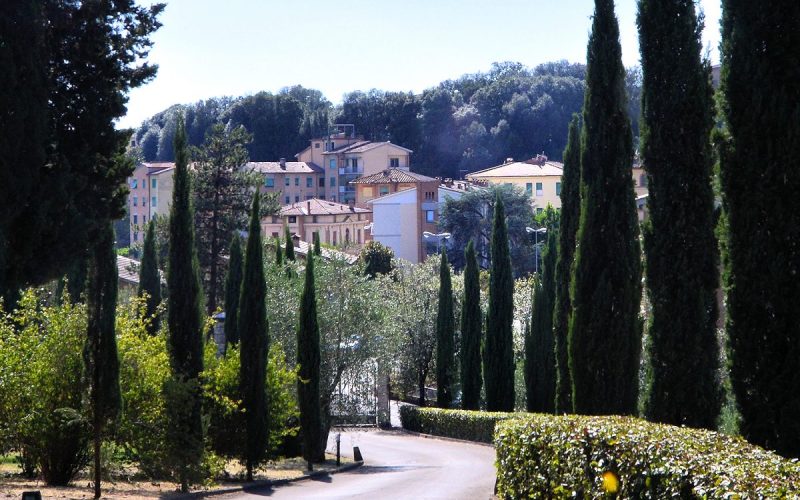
[418,374,426,407]
[93,421,101,499]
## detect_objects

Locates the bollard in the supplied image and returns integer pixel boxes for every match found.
[353,446,363,462]
[22,492,42,500]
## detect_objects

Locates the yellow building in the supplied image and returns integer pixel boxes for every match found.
[261,198,372,248]
[465,156,564,213]
[127,162,175,244]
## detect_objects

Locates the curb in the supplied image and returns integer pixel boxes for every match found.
[394,427,495,448]
[182,460,364,498]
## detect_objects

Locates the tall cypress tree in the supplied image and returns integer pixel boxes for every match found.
[569,0,642,415]
[483,196,515,411]
[313,231,321,256]
[284,225,295,261]
[638,0,720,429]
[553,115,580,414]
[275,236,283,266]
[460,240,482,410]
[138,220,162,335]
[435,249,455,408]
[527,225,557,413]
[223,233,243,346]
[720,0,800,457]
[84,222,121,499]
[297,252,323,464]
[165,115,204,491]
[238,192,269,478]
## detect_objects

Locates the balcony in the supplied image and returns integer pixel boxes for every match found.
[339,167,363,176]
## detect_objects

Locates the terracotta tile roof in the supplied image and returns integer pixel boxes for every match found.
[247,161,324,174]
[350,168,437,184]
[466,158,564,179]
[279,198,371,216]
[117,255,140,285]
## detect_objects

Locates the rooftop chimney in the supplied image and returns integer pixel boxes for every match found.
[505,157,514,164]
[279,158,286,169]
[306,200,311,214]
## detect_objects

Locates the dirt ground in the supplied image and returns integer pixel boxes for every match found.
[0,454,352,499]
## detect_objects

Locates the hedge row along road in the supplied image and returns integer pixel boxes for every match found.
[224,429,496,499]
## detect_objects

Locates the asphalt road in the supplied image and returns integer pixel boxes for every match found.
[223,429,497,499]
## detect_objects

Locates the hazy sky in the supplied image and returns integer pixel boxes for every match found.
[117,0,722,129]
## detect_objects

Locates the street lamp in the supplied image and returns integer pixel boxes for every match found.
[423,231,452,254]
[526,226,547,274]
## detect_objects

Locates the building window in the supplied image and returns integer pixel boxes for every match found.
[285,177,290,186]
[389,157,399,168]
[285,196,290,204]
[319,195,325,200]
[288,216,297,223]
[295,177,300,186]
[329,159,336,169]
[131,179,138,189]
[379,186,389,196]
[133,214,138,225]
[152,178,157,189]
[556,182,562,196]
[537,207,544,214]
[330,142,335,149]
[640,174,647,187]
[265,176,275,188]
[357,229,362,244]
[426,210,435,223]
[306,177,313,187]
[315,142,320,149]
[152,196,157,207]
[142,178,145,188]
[295,195,300,202]
[350,158,358,168]
[535,182,543,196]
[330,177,336,187]
[133,232,138,242]
[331,195,336,202]
[133,196,138,206]
[306,195,313,200]
[319,178,325,187]
[312,215,318,223]
[526,183,533,195]
[143,215,146,223]
[345,228,350,243]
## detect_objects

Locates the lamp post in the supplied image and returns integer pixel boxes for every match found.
[423,231,452,254]
[526,226,547,274]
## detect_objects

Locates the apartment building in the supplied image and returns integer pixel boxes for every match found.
[249,159,326,204]
[262,198,372,248]
[128,162,175,244]
[465,156,564,212]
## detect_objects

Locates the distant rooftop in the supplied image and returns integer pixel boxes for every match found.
[279,198,370,216]
[351,168,437,185]
[466,156,564,179]
[247,161,324,174]
[322,140,413,155]
[136,162,175,175]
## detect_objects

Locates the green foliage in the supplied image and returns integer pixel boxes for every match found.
[0,290,89,485]
[223,233,243,346]
[192,123,254,314]
[719,0,800,457]
[460,241,482,410]
[638,0,720,430]
[274,236,284,267]
[297,254,323,463]
[435,250,455,408]
[284,225,296,261]
[568,0,642,415]
[238,192,269,478]
[312,231,321,256]
[484,196,515,411]
[399,406,516,443]
[553,115,580,414]
[359,240,395,278]
[440,184,535,277]
[166,115,205,490]
[138,220,162,335]
[494,414,800,499]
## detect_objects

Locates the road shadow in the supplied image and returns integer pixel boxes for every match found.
[352,464,437,474]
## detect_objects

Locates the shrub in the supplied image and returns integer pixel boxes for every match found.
[399,406,517,443]
[494,415,800,499]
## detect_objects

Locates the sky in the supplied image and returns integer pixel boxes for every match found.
[117,0,722,129]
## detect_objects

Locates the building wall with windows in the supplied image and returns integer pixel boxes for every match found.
[465,156,564,213]
[127,162,175,244]
[261,198,372,249]
[249,160,326,205]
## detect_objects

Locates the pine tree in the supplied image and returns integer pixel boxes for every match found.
[483,196,515,411]
[238,192,269,478]
[223,233,243,346]
[138,220,162,335]
[460,240,482,410]
[553,115,580,414]
[527,225,557,413]
[313,231,321,256]
[297,252,323,464]
[435,250,455,408]
[720,0,800,457]
[638,0,720,429]
[165,115,204,491]
[284,225,295,261]
[84,222,121,499]
[569,0,642,415]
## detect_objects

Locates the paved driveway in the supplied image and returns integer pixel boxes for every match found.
[223,429,496,499]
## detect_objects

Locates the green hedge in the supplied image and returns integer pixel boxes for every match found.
[399,406,517,443]
[495,415,800,499]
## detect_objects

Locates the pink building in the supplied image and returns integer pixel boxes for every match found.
[127,162,175,244]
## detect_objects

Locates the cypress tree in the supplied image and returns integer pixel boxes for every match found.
[275,236,283,266]
[483,196,515,411]
[527,226,557,413]
[435,249,455,408]
[638,0,720,429]
[460,240,482,410]
[284,225,295,261]
[313,231,321,256]
[569,0,642,415]
[238,192,269,478]
[720,0,800,457]
[553,115,580,414]
[223,233,243,346]
[165,115,204,491]
[138,220,162,335]
[297,252,323,464]
[84,222,121,499]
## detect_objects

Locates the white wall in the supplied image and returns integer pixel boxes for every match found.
[371,188,419,263]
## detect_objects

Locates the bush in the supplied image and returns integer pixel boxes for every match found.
[399,406,517,443]
[494,415,800,499]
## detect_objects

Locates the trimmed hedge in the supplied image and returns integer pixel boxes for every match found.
[399,405,517,443]
[495,415,800,499]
